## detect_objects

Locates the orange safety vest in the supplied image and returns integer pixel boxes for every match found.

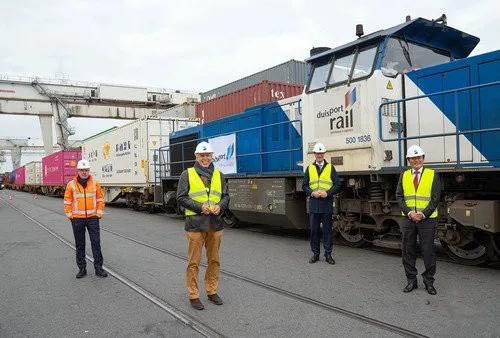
[64,176,105,219]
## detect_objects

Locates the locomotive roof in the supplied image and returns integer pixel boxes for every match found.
[306,17,480,62]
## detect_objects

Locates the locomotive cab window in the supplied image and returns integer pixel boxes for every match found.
[308,59,332,91]
[307,44,377,93]
[381,37,451,77]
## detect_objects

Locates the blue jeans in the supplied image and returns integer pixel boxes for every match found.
[309,213,333,256]
[71,217,103,269]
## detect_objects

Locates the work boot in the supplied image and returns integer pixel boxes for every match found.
[190,298,205,310]
[325,254,336,265]
[403,280,418,293]
[424,283,437,295]
[208,294,223,305]
[95,268,108,278]
[309,254,320,264]
[76,268,87,279]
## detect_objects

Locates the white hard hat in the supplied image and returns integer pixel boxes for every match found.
[406,145,425,158]
[195,142,213,154]
[77,159,91,169]
[313,142,326,153]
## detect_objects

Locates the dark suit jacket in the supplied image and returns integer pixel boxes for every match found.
[395,166,441,218]
[302,161,342,214]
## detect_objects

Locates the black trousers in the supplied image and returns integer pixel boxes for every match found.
[309,212,333,256]
[400,217,437,284]
[71,217,103,270]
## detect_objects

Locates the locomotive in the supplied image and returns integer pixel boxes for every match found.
[156,16,500,266]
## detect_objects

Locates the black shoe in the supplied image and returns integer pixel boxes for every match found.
[309,254,320,264]
[424,283,437,295]
[403,280,418,293]
[207,294,223,305]
[190,298,205,310]
[325,255,336,265]
[95,268,108,278]
[76,268,87,279]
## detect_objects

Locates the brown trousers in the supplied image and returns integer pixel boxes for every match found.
[185,230,223,300]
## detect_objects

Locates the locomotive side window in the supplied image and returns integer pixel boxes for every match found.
[381,37,451,76]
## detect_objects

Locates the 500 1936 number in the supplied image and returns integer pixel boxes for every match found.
[345,135,371,144]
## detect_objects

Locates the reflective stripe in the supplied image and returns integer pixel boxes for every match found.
[404,196,431,202]
[73,209,96,215]
[75,193,96,198]
[188,191,207,198]
[64,201,72,205]
[96,198,104,202]
[210,191,222,197]
[96,210,103,214]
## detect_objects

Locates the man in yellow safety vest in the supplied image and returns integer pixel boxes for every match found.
[396,145,441,295]
[302,142,342,265]
[176,141,230,310]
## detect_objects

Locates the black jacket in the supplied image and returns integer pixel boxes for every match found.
[302,161,342,214]
[176,166,230,232]
[395,167,441,218]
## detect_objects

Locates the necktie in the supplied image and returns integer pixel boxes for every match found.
[413,171,419,191]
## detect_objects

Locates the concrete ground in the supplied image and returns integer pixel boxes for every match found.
[1,190,499,337]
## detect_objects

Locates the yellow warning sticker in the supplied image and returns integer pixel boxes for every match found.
[386,81,393,90]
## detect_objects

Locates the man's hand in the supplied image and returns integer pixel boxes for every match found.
[416,211,425,221]
[311,191,320,198]
[319,191,327,198]
[211,205,221,215]
[408,211,423,222]
[201,203,211,215]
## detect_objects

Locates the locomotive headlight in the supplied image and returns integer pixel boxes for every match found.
[348,178,356,187]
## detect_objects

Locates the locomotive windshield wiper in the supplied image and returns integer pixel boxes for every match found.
[398,38,412,67]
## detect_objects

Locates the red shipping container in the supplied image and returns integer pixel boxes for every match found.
[15,166,25,185]
[42,149,81,186]
[196,80,304,122]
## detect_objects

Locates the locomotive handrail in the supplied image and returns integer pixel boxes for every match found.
[153,117,303,183]
[378,80,500,168]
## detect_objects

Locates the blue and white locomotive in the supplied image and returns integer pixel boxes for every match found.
[159,16,500,266]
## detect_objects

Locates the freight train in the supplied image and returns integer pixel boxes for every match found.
[153,16,500,266]
[3,16,499,266]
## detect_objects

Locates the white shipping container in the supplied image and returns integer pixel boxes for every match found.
[82,118,199,187]
[25,161,42,185]
[99,84,148,102]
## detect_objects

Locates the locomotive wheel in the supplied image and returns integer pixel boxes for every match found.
[336,227,367,247]
[440,240,488,266]
[222,210,238,228]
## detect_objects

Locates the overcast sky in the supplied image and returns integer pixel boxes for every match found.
[1,0,499,171]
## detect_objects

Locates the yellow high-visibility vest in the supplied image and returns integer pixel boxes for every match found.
[402,168,438,218]
[308,163,333,192]
[185,167,222,216]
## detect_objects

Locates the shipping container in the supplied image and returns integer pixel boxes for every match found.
[9,171,16,184]
[201,59,306,101]
[196,81,304,122]
[170,95,303,176]
[82,117,199,204]
[98,84,148,102]
[25,161,42,185]
[41,149,81,195]
[15,166,25,186]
